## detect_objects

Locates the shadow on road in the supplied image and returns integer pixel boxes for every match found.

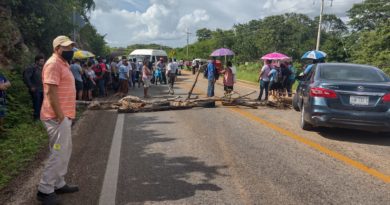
[316,127,390,147]
[117,115,226,203]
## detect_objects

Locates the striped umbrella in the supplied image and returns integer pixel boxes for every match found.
[301,50,327,60]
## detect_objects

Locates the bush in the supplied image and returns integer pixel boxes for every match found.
[0,60,47,189]
[0,123,47,188]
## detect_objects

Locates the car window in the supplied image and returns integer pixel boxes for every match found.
[320,65,388,82]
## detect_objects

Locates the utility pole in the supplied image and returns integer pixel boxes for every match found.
[186,28,191,58]
[316,0,324,50]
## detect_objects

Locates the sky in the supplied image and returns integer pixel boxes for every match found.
[90,0,363,48]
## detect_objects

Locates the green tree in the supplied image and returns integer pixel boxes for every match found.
[317,14,349,62]
[348,22,390,71]
[196,28,212,41]
[348,0,390,31]
[79,23,109,57]
[232,20,262,62]
[316,14,348,34]
[212,29,235,49]
[7,0,101,56]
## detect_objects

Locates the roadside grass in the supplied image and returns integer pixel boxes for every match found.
[0,123,47,189]
[0,67,50,190]
[236,63,260,83]
[0,104,87,190]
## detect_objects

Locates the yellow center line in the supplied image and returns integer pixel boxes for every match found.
[230,108,390,184]
[179,75,390,184]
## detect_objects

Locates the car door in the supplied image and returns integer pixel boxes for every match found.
[300,65,317,107]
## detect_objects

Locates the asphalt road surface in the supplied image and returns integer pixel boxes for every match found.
[2,71,390,205]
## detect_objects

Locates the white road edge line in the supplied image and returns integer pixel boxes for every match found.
[99,114,125,205]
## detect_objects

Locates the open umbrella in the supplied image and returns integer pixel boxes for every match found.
[73,49,95,59]
[210,48,235,63]
[301,50,327,60]
[210,48,235,57]
[261,52,289,60]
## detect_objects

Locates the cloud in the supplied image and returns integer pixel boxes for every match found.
[177,10,210,31]
[90,0,363,48]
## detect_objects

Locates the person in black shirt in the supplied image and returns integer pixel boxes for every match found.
[24,55,45,120]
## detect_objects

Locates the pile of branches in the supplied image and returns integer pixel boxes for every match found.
[81,95,215,113]
[78,90,291,114]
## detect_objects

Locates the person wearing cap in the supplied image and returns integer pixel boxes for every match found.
[37,35,79,205]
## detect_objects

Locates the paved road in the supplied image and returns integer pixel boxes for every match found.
[4,72,390,205]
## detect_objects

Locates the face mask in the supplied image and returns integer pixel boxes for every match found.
[61,50,74,62]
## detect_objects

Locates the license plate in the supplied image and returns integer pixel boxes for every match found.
[350,96,369,105]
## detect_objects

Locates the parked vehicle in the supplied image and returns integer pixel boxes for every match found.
[128,49,168,66]
[292,63,390,132]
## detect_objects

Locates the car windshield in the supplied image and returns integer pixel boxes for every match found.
[319,65,389,82]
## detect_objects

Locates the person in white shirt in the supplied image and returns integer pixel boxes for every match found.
[166,58,178,95]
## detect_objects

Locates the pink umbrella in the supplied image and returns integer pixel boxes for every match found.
[261,52,289,60]
[210,48,235,57]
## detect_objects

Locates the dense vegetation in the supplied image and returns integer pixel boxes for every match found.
[0,0,108,189]
[173,0,390,75]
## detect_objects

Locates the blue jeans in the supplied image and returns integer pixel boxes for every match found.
[259,80,269,100]
[97,79,105,97]
[207,79,215,97]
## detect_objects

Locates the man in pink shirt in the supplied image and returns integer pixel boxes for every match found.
[37,36,78,205]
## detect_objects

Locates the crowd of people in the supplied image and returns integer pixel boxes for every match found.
[1,48,307,136]
[22,54,182,111]
[257,60,297,101]
[201,57,299,102]
[69,56,145,100]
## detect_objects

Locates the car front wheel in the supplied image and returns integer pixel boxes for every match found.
[300,105,313,131]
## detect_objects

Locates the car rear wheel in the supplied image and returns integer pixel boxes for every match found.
[300,105,313,131]
[292,93,300,111]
